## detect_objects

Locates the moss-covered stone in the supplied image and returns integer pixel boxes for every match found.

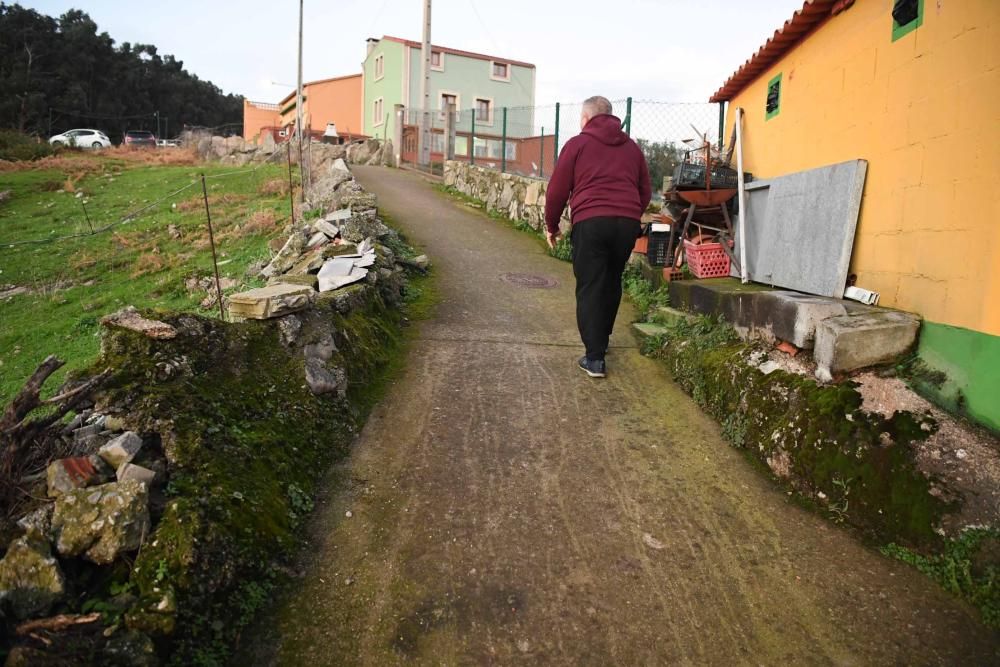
[0,534,65,619]
[88,282,406,664]
[641,318,948,550]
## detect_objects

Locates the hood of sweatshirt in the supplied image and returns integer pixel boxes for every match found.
[581,114,628,146]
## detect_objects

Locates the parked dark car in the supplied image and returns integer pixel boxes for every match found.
[123,130,156,149]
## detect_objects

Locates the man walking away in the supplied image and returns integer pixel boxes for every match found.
[544,96,651,378]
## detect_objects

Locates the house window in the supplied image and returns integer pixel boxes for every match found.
[891,0,923,41]
[373,97,384,126]
[505,142,517,160]
[475,98,493,124]
[374,54,384,80]
[430,50,444,71]
[441,93,457,112]
[765,73,781,120]
[490,61,510,81]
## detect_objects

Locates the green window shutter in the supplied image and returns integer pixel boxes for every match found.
[765,73,782,121]
[892,0,923,42]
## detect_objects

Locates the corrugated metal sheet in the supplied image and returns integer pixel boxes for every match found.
[709,0,840,103]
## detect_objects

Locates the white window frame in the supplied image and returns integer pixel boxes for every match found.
[430,50,445,72]
[374,54,384,81]
[372,97,385,127]
[490,60,511,82]
[474,96,494,126]
[438,90,461,123]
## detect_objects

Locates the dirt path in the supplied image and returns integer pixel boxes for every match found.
[244,167,997,665]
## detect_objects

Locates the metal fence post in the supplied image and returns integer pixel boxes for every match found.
[471,108,477,166]
[445,103,456,161]
[501,107,508,173]
[624,97,633,136]
[554,102,560,163]
[540,126,545,179]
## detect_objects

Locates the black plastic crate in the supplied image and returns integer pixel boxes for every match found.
[647,226,679,267]
[672,162,751,191]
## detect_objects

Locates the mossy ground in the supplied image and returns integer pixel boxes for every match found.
[625,271,1000,627]
[41,213,439,666]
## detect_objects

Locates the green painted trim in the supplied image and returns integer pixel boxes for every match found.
[765,73,782,121]
[914,321,1000,433]
[892,0,924,42]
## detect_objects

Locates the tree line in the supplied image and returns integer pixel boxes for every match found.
[0,3,243,140]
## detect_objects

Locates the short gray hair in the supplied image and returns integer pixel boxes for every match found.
[583,96,613,116]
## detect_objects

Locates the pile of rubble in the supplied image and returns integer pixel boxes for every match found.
[228,157,429,328]
[185,130,393,169]
[0,412,165,660]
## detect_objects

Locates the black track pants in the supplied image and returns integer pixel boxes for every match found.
[571,216,641,361]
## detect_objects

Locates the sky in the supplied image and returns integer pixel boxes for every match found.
[23,0,805,106]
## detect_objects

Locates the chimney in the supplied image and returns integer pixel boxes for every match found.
[366,38,380,57]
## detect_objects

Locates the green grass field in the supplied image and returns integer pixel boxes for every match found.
[0,152,295,402]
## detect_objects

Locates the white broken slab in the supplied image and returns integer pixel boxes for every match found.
[228,284,314,319]
[318,264,368,292]
[117,463,156,486]
[354,251,377,268]
[101,307,177,340]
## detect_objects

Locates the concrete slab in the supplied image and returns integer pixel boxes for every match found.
[632,322,670,339]
[228,284,314,320]
[733,159,868,298]
[814,311,920,380]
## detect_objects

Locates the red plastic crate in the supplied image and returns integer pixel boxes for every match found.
[684,239,732,279]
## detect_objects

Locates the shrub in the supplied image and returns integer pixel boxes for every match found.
[0,129,55,162]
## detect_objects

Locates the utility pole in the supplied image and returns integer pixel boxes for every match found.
[296,0,306,196]
[418,0,432,167]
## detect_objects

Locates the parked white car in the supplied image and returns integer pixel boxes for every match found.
[48,129,112,149]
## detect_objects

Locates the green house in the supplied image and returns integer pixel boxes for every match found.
[362,35,536,144]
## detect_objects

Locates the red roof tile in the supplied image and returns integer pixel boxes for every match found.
[709,0,841,103]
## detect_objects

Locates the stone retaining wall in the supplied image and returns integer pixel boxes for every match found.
[443,161,570,235]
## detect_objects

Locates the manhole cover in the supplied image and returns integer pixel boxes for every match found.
[500,272,559,289]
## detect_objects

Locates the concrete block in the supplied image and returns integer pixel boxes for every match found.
[228,284,314,320]
[652,306,698,326]
[98,432,143,469]
[814,311,920,380]
[632,323,670,339]
[763,291,848,349]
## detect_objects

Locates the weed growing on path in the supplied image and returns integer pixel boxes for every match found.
[882,528,1000,627]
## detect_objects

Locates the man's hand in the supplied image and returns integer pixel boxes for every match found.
[546,231,562,249]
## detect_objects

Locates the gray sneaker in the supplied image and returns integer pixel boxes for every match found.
[578,356,607,378]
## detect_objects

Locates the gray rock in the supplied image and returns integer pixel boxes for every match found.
[277,314,303,347]
[16,505,53,538]
[340,214,391,243]
[99,431,143,469]
[0,535,65,619]
[325,208,352,223]
[103,630,158,667]
[261,231,307,278]
[307,231,329,248]
[314,220,340,238]
[47,455,113,498]
[51,479,151,565]
[304,357,346,397]
[117,463,156,487]
[303,333,338,362]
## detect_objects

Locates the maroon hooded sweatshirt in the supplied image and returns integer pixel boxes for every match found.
[544,114,651,235]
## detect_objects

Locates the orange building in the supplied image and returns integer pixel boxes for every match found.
[243,74,363,144]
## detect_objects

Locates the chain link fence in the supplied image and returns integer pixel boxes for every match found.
[399,98,724,193]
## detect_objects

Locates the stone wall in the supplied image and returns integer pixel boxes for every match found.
[183,130,394,169]
[443,161,570,235]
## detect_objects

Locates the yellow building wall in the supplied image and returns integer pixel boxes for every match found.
[725,0,1000,336]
